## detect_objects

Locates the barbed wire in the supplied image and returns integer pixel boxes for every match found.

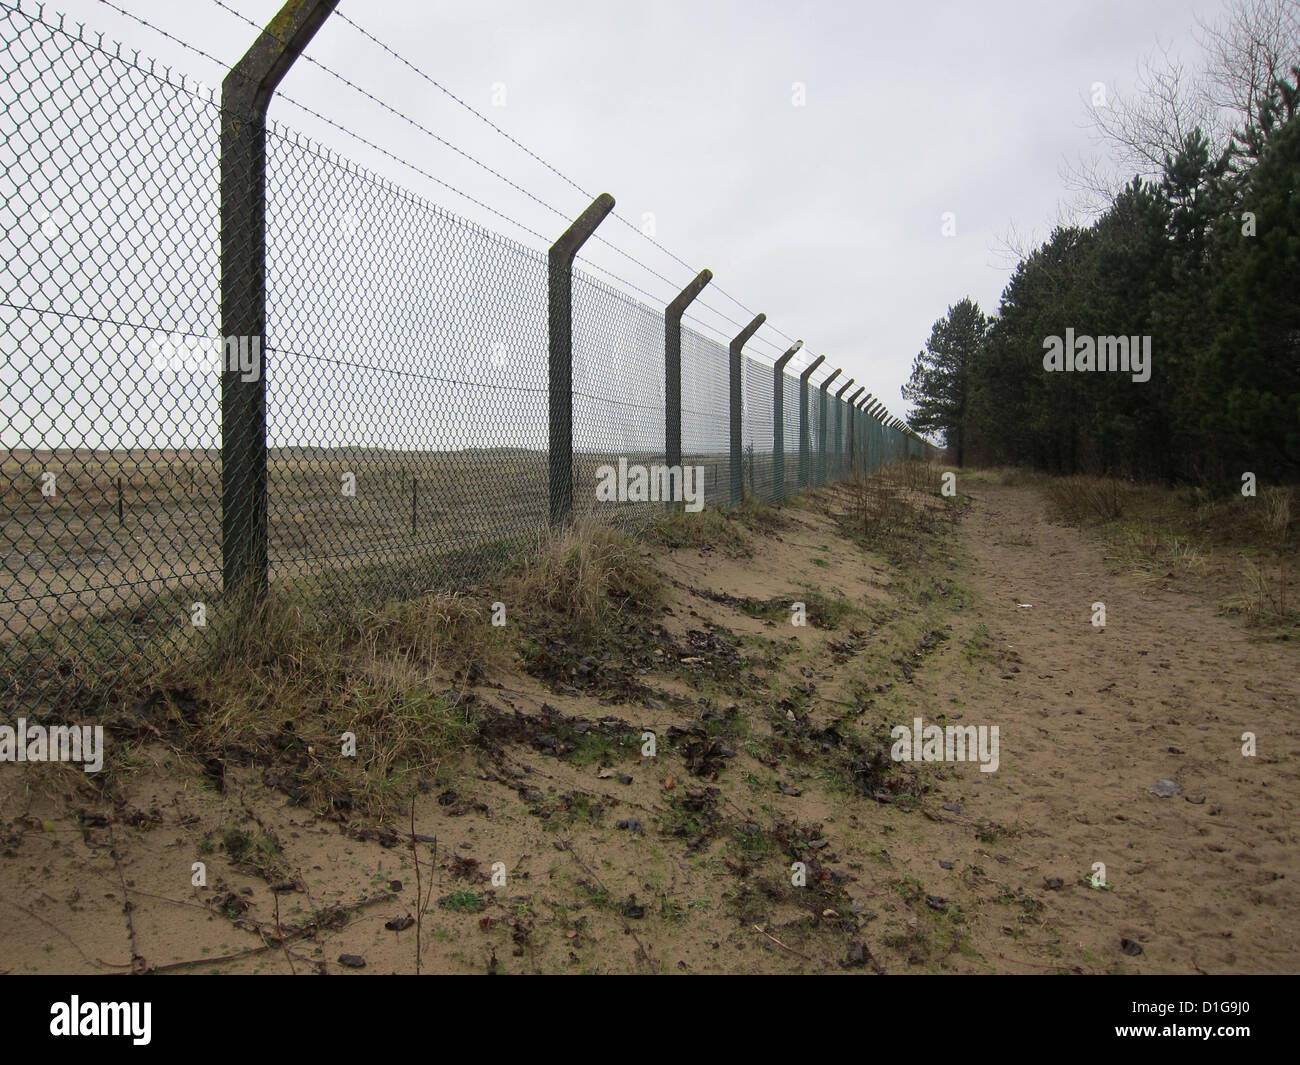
[94,0,830,368]
[90,0,731,334]
[207,1,750,331]
[329,6,799,349]
[209,0,798,359]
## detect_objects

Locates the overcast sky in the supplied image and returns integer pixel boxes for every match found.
[36,0,1231,423]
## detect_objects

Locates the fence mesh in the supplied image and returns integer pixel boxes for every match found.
[264,128,550,606]
[1,3,923,716]
[680,324,731,508]
[1,4,225,714]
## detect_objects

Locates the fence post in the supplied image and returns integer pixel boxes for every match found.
[865,399,881,471]
[857,396,872,470]
[548,193,615,526]
[665,269,712,509]
[834,378,853,482]
[220,0,339,602]
[863,397,874,469]
[817,368,840,486]
[851,397,861,471]
[772,340,803,500]
[729,314,766,506]
[865,397,877,470]
[847,387,864,472]
[798,355,825,488]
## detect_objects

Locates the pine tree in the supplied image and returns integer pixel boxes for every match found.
[903,298,987,466]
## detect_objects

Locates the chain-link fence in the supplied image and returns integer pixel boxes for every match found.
[1,1,931,716]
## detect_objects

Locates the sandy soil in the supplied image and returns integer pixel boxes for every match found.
[1,478,1295,974]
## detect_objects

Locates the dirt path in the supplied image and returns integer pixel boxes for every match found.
[929,482,1300,972]
[2,476,1295,974]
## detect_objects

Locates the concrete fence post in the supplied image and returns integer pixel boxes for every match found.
[728,314,766,506]
[548,193,615,526]
[664,269,712,509]
[772,340,803,500]
[798,355,825,488]
[221,0,340,602]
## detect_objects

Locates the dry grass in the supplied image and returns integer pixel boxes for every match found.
[128,584,492,815]
[1105,525,1208,578]
[644,495,784,556]
[960,466,1041,487]
[1231,557,1292,622]
[1042,476,1135,523]
[506,517,665,637]
[1034,475,1297,631]
[843,460,960,564]
[116,516,667,815]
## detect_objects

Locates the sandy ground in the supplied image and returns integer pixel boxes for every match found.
[913,483,1298,973]
[1,478,1295,974]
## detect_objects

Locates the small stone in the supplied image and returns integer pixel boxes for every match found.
[1148,779,1182,797]
[337,954,366,968]
[842,942,870,968]
[1120,938,1143,956]
[1044,877,1064,890]
[616,817,643,834]
[939,860,955,870]
[925,895,948,911]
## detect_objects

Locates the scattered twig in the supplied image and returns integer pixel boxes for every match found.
[138,890,398,974]
[0,899,131,971]
[411,796,421,975]
[751,922,811,960]
[562,838,655,971]
[272,888,295,975]
[106,822,145,973]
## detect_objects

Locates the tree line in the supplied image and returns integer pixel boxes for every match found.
[905,1,1299,486]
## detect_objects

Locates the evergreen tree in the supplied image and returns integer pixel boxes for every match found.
[938,68,1298,486]
[902,298,987,466]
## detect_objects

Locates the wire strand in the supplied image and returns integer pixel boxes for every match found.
[95,0,822,366]
[329,6,799,347]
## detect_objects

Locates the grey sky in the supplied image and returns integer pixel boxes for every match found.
[39,0,1230,423]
